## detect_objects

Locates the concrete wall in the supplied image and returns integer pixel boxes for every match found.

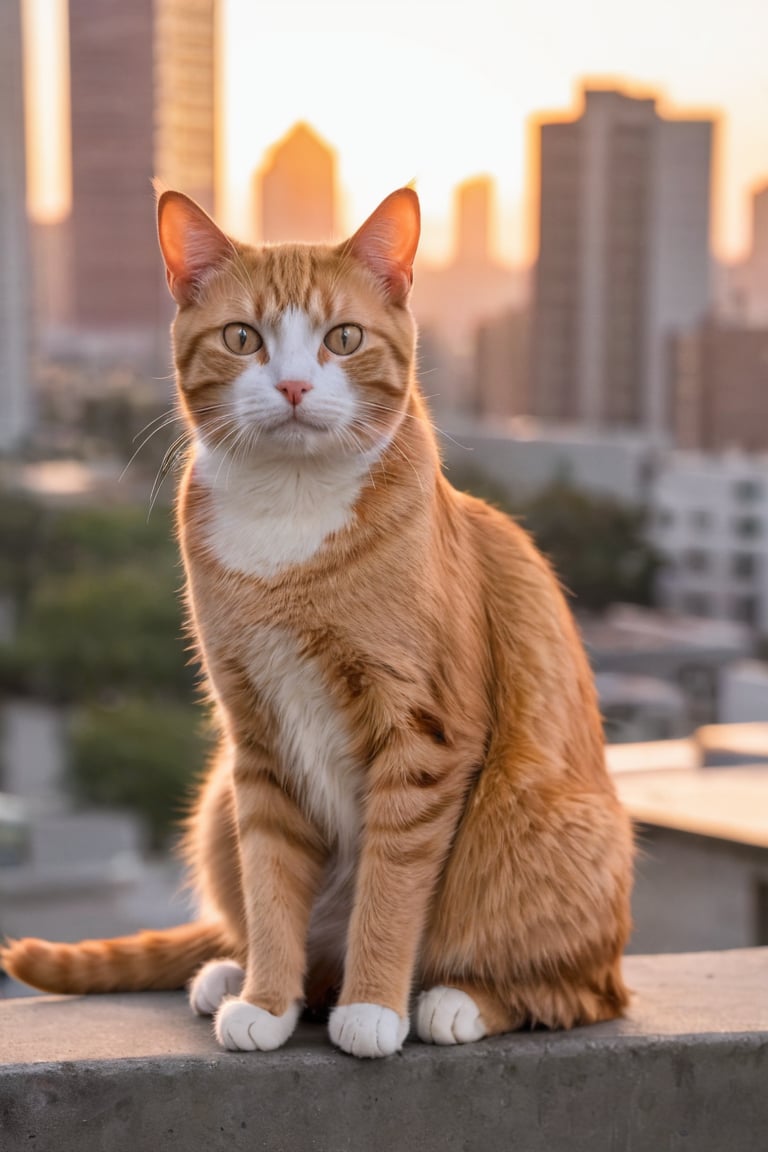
[628,825,768,953]
[2,950,766,1152]
[720,661,768,723]
[441,419,655,504]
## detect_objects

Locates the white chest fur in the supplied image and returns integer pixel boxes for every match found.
[194,442,367,579]
[245,626,360,854]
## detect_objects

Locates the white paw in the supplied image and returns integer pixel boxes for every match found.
[328,1003,409,1058]
[214,996,301,1051]
[189,959,245,1016]
[416,986,488,1045]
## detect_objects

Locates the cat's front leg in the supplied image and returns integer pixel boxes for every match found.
[330,732,470,1058]
[215,752,326,1052]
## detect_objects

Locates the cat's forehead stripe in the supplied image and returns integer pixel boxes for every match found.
[252,246,337,318]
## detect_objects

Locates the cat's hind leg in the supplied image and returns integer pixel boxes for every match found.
[415,968,625,1044]
[189,958,244,1016]
[415,983,523,1045]
[419,757,633,1038]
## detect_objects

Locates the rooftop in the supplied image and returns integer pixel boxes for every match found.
[2,949,767,1152]
[608,721,768,847]
[615,764,768,848]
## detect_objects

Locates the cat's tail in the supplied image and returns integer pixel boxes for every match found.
[1,920,231,995]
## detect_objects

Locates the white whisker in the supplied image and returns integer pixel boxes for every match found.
[147,431,193,519]
[358,398,471,451]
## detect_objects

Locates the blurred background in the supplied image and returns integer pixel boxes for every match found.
[1,0,767,993]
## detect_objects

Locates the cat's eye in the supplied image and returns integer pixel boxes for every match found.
[324,324,363,356]
[222,323,263,355]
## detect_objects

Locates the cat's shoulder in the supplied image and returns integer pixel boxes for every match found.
[448,484,560,587]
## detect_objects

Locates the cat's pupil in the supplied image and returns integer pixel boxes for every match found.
[238,327,247,348]
[341,327,349,349]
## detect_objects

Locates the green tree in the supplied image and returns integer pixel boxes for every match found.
[442,464,514,512]
[518,481,658,610]
[44,503,178,574]
[0,490,48,611]
[0,488,207,845]
[67,700,212,849]
[0,566,193,702]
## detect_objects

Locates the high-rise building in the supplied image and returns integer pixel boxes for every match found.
[716,183,768,324]
[155,0,217,215]
[67,0,216,337]
[454,176,494,265]
[531,87,712,436]
[713,183,768,324]
[750,185,768,269]
[255,123,338,244]
[413,176,526,412]
[68,0,158,331]
[671,321,768,452]
[741,184,768,323]
[473,307,530,419]
[0,0,31,450]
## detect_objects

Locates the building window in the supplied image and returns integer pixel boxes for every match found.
[684,549,710,573]
[732,553,758,580]
[733,516,762,539]
[690,509,711,531]
[733,479,762,502]
[677,663,718,721]
[732,595,758,625]
[683,592,710,616]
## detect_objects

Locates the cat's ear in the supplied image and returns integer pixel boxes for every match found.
[347,188,420,303]
[156,189,233,306]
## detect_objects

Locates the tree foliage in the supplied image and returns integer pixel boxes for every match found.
[43,503,178,574]
[0,490,48,610]
[67,700,212,850]
[0,566,193,701]
[518,481,659,610]
[0,488,201,845]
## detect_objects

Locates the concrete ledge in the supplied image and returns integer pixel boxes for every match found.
[2,949,767,1152]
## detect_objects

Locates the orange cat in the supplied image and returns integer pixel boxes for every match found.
[2,188,633,1057]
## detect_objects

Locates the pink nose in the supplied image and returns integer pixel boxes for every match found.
[276,379,313,407]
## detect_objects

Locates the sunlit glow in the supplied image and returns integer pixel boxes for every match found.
[23,0,71,223]
[221,0,768,264]
[22,0,768,261]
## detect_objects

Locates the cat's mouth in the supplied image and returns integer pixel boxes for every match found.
[265,411,335,435]
[249,411,347,455]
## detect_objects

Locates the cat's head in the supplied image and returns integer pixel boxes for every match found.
[157,188,420,462]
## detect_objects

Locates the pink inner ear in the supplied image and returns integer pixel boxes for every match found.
[347,188,421,303]
[157,191,233,305]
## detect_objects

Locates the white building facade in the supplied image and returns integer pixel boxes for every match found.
[652,453,768,635]
[441,416,657,505]
[720,661,768,723]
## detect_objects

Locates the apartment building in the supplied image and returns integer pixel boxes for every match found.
[652,453,768,634]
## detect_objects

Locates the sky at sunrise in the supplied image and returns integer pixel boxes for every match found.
[22,0,768,264]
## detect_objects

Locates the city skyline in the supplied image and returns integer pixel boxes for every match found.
[221,0,767,265]
[22,0,768,264]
